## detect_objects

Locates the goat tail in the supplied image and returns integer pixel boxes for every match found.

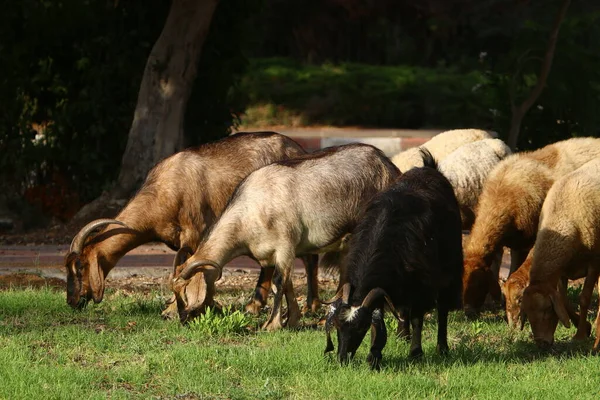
[419,148,438,170]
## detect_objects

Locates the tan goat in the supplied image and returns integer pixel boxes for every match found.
[521,158,600,350]
[170,144,400,330]
[503,248,592,334]
[391,128,493,173]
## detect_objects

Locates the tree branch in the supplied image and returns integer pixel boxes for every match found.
[515,0,571,116]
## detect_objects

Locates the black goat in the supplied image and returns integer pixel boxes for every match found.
[324,149,463,369]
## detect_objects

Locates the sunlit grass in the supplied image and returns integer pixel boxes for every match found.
[1,286,599,399]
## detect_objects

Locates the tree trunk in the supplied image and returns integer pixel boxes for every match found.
[72,0,219,223]
[115,0,220,198]
[506,0,571,150]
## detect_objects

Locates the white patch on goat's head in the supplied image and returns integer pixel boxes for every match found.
[341,306,361,322]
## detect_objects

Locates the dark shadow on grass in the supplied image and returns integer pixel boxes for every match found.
[377,337,597,372]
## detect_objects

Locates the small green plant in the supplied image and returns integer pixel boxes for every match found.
[187,306,253,336]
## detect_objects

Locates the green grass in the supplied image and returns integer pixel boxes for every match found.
[1,286,599,400]
[237,58,495,129]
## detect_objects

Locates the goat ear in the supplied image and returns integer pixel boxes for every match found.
[89,253,105,303]
[550,291,571,328]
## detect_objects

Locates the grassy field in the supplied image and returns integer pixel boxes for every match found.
[1,285,599,400]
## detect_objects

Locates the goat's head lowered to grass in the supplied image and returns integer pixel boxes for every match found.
[520,284,570,348]
[324,283,397,367]
[171,252,223,324]
[65,219,132,309]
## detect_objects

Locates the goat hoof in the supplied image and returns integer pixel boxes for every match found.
[437,344,450,355]
[262,320,283,331]
[409,348,424,360]
[367,353,382,370]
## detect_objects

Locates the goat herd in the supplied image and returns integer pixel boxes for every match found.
[64,129,600,369]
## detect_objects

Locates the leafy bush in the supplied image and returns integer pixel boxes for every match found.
[187,306,253,336]
[237,58,495,129]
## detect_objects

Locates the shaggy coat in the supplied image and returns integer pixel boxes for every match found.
[391,128,493,172]
[324,150,463,369]
[171,144,400,330]
[462,137,600,314]
[65,132,314,315]
[439,138,512,230]
[521,158,600,350]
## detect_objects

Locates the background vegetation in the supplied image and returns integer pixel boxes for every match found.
[1,0,599,225]
[1,285,598,399]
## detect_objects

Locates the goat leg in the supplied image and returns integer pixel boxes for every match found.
[367,309,387,370]
[557,277,591,335]
[283,275,301,328]
[262,272,284,331]
[395,307,411,341]
[246,266,275,315]
[408,309,425,359]
[573,268,599,341]
[302,254,320,314]
[436,303,450,355]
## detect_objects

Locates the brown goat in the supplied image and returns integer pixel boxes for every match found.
[65,132,319,316]
[462,137,600,316]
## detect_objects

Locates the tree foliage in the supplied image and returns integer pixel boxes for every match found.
[0,0,253,223]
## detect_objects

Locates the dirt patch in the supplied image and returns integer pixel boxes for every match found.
[0,270,340,298]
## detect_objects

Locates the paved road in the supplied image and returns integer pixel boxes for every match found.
[0,243,512,282]
[0,243,310,281]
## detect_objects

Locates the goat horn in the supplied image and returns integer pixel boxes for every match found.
[70,219,129,254]
[172,246,193,276]
[322,282,351,305]
[342,282,351,304]
[361,287,400,319]
[179,259,223,280]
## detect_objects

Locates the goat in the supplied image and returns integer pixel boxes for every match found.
[324,149,463,369]
[170,143,400,330]
[520,158,600,350]
[64,131,319,317]
[438,138,511,230]
[503,248,591,334]
[462,137,600,317]
[391,128,493,173]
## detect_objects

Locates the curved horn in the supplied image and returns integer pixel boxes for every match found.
[172,246,193,276]
[322,282,351,305]
[70,219,129,254]
[180,259,223,280]
[361,287,400,319]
